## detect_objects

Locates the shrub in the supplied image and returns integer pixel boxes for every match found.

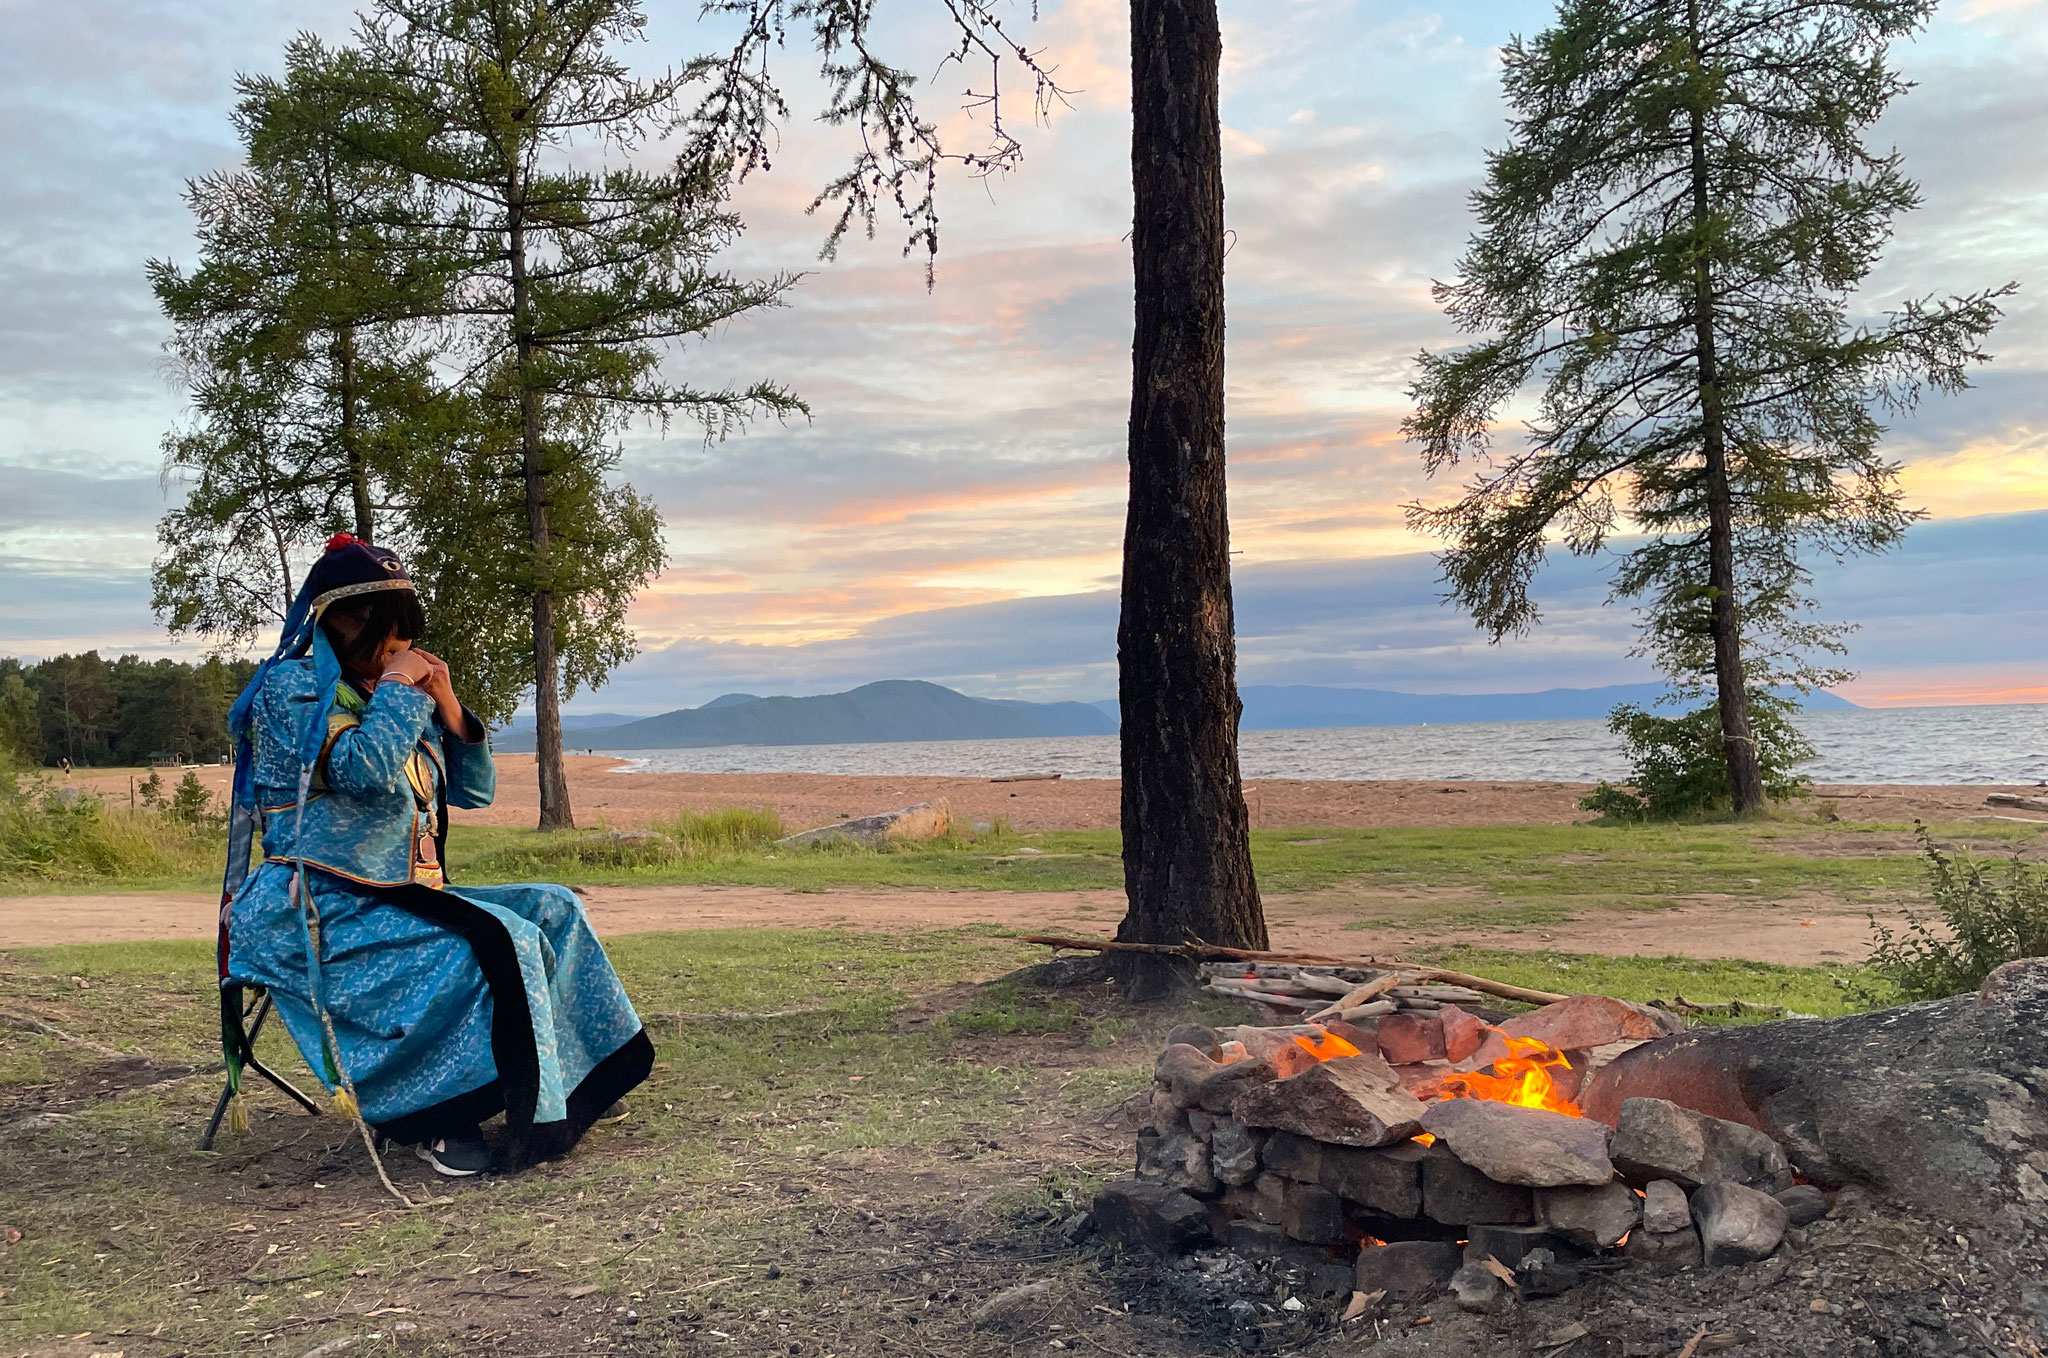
[656,806,783,857]
[0,772,220,883]
[1866,834,2048,1003]
[1579,691,1813,822]
[472,806,788,876]
[170,770,217,824]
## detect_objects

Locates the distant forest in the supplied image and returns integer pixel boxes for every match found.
[0,653,256,768]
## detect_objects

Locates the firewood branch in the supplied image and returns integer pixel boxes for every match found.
[1020,936,1569,1007]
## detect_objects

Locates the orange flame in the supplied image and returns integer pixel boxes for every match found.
[1274,1019,1584,1119]
[1435,1034,1581,1117]
[1291,1029,1364,1061]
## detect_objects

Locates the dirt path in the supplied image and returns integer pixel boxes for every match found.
[65,758,2031,833]
[0,882,1890,965]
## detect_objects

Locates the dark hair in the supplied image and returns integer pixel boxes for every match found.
[321,589,427,674]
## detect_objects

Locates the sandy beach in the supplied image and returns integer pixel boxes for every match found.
[17,757,2033,958]
[69,754,2032,834]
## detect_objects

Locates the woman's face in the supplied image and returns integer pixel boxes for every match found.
[329,609,411,679]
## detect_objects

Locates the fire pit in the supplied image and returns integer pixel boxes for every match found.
[1093,964,1821,1307]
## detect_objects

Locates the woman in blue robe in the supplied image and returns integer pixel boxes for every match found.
[219,534,652,1176]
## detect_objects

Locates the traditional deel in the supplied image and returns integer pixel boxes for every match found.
[217,535,650,1165]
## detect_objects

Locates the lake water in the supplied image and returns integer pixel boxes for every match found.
[601,703,2048,785]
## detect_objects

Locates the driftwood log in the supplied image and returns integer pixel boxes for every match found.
[1583,959,2048,1227]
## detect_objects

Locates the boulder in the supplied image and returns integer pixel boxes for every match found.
[1419,1100,1615,1188]
[1448,1260,1508,1313]
[1579,960,2048,1224]
[1156,1043,1278,1114]
[1232,1056,1428,1148]
[1324,1140,1426,1218]
[1323,1018,1382,1052]
[1439,1005,1489,1063]
[1623,1224,1703,1270]
[778,799,951,846]
[1217,1026,1327,1080]
[1608,1097,1792,1193]
[1210,1119,1263,1187]
[1502,994,1686,1049]
[1690,1181,1788,1266]
[1534,1181,1640,1249]
[1463,1223,1572,1271]
[1377,1011,1448,1065]
[1641,1179,1690,1235]
[1136,1129,1217,1195]
[1145,1084,1186,1134]
[1354,1240,1462,1297]
[1232,1173,1346,1245]
[1775,1185,1829,1226]
[1092,1180,1212,1255]
[1422,1143,1534,1225]
[1257,1128,1324,1182]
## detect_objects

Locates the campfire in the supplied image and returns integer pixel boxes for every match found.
[1094,961,1820,1309]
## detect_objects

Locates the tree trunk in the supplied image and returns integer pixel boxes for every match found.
[1114,0,1265,999]
[509,206,573,831]
[1684,19,1764,816]
[336,325,374,541]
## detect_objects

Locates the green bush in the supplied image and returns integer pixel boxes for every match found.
[0,767,220,883]
[1579,691,1813,822]
[472,806,789,876]
[655,806,783,857]
[1866,834,2048,1002]
[170,770,217,824]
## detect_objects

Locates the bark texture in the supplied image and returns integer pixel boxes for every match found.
[1686,0,1764,814]
[510,206,573,831]
[1114,0,1264,996]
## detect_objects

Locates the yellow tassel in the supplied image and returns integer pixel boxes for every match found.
[332,1088,359,1121]
[226,1092,251,1136]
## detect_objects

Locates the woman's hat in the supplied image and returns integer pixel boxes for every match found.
[303,533,414,615]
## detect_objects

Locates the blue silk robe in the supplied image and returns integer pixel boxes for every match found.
[224,660,650,1158]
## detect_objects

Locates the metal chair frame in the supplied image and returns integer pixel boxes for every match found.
[197,984,322,1150]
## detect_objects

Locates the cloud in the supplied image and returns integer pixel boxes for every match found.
[2,0,2044,706]
[573,509,2048,715]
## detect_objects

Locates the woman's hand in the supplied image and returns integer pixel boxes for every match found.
[409,648,469,735]
[380,648,433,687]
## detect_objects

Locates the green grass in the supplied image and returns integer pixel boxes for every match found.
[1412,945,1870,1019]
[0,926,1884,1352]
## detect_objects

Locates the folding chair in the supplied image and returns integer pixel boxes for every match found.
[198,920,322,1151]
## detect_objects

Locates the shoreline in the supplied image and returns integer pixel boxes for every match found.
[62,755,2037,833]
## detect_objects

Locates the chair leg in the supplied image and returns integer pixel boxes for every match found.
[241,996,323,1115]
[198,1081,235,1151]
[196,994,324,1150]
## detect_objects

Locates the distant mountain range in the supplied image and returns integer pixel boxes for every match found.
[493,679,1857,752]
[1221,683,1856,730]
[491,679,1115,752]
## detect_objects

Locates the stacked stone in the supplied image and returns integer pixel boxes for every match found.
[1098,1004,1827,1303]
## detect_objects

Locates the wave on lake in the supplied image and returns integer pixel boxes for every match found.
[595,703,2048,785]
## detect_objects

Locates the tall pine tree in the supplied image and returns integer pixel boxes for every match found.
[150,36,451,652]
[690,0,1264,991]
[1407,0,2009,813]
[331,0,803,829]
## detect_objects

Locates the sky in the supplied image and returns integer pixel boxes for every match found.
[1,0,2044,715]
